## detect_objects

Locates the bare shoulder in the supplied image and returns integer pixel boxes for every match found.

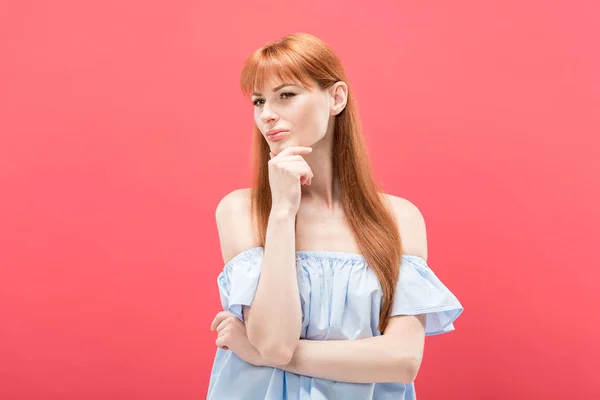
[382,193,428,261]
[215,188,259,265]
[216,187,252,215]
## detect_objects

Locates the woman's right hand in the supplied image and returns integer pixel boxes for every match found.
[268,146,314,215]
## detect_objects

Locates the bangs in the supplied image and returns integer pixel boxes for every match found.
[240,50,315,98]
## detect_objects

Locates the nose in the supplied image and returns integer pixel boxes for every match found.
[259,102,279,125]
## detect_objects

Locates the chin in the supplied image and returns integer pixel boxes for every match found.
[274,140,293,149]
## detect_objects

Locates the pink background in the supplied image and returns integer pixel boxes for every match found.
[1,1,598,399]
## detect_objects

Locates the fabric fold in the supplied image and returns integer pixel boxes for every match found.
[391,255,464,335]
[217,247,264,321]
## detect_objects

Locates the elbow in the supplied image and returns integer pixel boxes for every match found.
[396,354,422,384]
[247,329,297,366]
[258,345,295,366]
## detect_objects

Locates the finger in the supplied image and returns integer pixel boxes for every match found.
[211,311,232,330]
[281,164,312,184]
[271,155,305,162]
[276,146,313,157]
[270,157,313,186]
[211,315,224,331]
[275,160,312,171]
[216,336,229,350]
[216,317,231,333]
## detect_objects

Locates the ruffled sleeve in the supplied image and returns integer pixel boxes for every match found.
[391,255,464,336]
[217,247,264,321]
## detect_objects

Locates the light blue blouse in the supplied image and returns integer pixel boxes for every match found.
[208,247,463,400]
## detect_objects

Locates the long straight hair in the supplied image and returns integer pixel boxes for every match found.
[240,33,403,333]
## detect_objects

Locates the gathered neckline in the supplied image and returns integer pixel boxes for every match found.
[224,246,426,267]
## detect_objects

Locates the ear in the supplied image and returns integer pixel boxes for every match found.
[329,81,348,116]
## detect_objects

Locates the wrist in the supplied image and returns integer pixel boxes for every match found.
[270,205,297,219]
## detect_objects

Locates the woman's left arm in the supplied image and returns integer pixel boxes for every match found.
[274,314,426,384]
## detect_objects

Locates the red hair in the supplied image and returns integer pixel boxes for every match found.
[240,33,403,333]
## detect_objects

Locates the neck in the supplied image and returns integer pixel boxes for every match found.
[299,145,341,212]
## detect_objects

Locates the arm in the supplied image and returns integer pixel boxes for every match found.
[244,206,301,365]
[215,190,301,366]
[272,196,430,383]
[269,314,426,384]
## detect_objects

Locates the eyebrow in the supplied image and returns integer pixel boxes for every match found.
[252,83,297,96]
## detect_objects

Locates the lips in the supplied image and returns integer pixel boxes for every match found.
[266,129,288,137]
[266,130,289,141]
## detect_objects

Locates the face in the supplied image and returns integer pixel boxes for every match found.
[251,77,340,153]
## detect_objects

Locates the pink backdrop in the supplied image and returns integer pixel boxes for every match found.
[1,1,598,399]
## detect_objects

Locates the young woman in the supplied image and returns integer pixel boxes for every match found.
[207,32,463,399]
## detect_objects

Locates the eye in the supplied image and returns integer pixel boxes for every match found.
[252,93,296,107]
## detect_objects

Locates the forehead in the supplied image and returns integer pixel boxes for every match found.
[252,74,313,96]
